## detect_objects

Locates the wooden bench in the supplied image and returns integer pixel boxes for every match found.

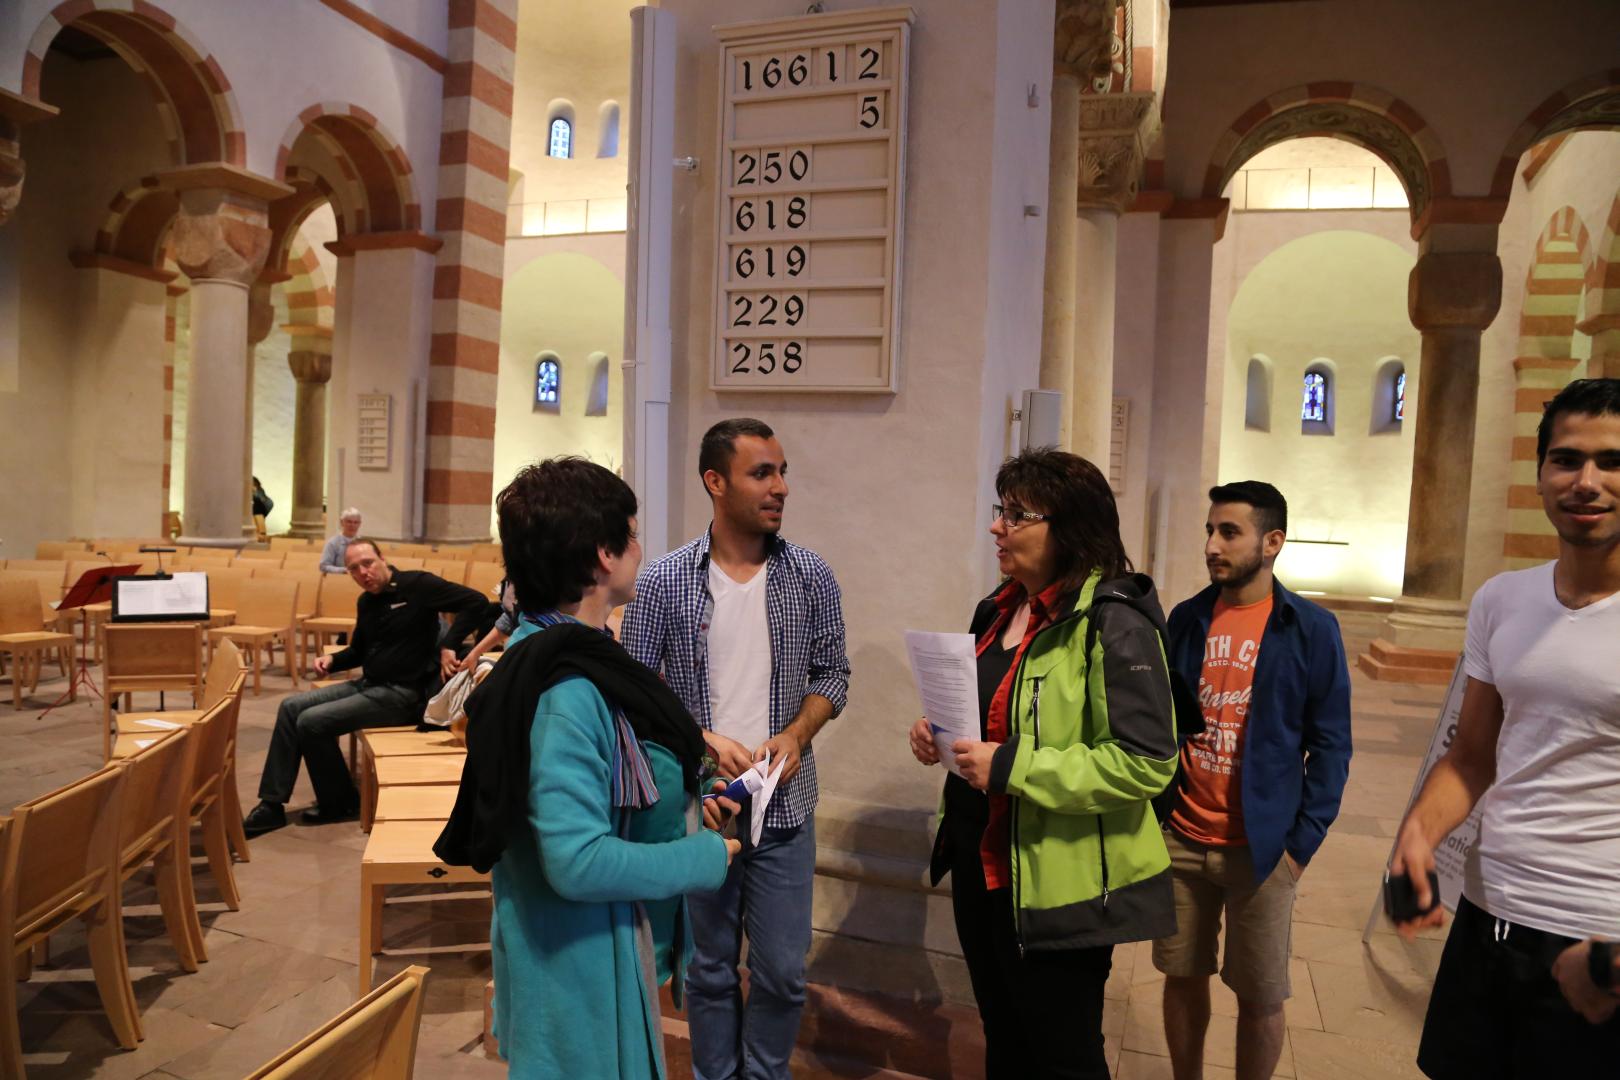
[372,785,459,823]
[358,728,465,832]
[359,821,487,993]
[244,964,429,1079]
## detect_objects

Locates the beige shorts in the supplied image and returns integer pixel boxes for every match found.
[1151,827,1298,1004]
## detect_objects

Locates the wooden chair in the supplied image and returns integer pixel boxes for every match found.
[302,573,360,661]
[0,765,140,1075]
[0,559,66,576]
[101,622,203,760]
[372,785,458,824]
[419,560,467,584]
[181,688,245,911]
[361,821,487,991]
[251,568,323,672]
[0,578,74,709]
[206,565,254,628]
[465,562,504,600]
[114,728,206,972]
[268,536,311,551]
[390,543,435,558]
[208,579,298,695]
[243,965,429,1079]
[186,549,234,565]
[282,551,322,571]
[34,541,89,560]
[234,549,283,566]
[388,557,425,571]
[470,542,503,563]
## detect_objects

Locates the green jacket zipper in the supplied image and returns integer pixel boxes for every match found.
[1096,816,1111,908]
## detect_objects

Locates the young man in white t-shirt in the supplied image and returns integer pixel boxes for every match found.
[1392,378,1620,1076]
[621,418,850,1080]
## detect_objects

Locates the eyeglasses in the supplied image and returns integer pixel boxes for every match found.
[992,504,1049,530]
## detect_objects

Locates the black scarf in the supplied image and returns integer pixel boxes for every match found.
[433,621,708,874]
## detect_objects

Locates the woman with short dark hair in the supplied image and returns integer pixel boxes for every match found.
[907,448,1180,1078]
[436,456,739,1080]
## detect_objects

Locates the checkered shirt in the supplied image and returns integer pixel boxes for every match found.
[619,529,850,829]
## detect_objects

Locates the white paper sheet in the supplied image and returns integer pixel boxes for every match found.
[114,572,208,619]
[904,630,981,777]
[138,718,183,730]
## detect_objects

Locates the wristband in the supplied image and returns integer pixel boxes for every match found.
[1588,939,1614,990]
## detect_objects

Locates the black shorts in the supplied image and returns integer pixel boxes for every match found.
[1418,895,1620,1079]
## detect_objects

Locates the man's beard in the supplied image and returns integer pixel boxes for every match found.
[1210,544,1264,589]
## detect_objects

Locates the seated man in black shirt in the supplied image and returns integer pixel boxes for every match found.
[243,538,487,837]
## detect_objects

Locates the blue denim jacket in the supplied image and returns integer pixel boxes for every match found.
[1166,580,1353,883]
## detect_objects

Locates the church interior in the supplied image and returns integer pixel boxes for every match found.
[0,0,1617,1075]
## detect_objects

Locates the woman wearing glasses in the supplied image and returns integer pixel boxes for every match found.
[907,448,1180,1079]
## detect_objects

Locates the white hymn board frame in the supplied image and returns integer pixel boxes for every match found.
[710,6,913,394]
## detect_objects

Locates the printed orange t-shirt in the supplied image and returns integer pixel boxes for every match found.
[1169,594,1272,846]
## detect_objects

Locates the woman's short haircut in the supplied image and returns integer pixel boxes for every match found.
[340,507,362,522]
[995,448,1131,592]
[498,456,637,613]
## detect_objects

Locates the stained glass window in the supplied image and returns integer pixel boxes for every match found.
[536,359,559,405]
[1394,371,1406,422]
[1302,372,1326,422]
[549,118,571,159]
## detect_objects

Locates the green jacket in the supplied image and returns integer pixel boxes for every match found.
[933,571,1180,951]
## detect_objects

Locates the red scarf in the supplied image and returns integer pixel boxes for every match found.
[975,578,1068,890]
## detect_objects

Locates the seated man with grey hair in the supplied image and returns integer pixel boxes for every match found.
[319,508,363,574]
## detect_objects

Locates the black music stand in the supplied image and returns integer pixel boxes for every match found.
[38,564,140,718]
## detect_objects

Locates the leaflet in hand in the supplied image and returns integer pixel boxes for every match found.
[703,751,789,845]
[904,630,980,777]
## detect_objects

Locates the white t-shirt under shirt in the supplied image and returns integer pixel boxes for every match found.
[1463,560,1620,940]
[706,560,772,752]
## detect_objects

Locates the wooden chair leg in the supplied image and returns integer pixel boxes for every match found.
[84,898,143,1049]
[251,645,262,697]
[0,936,25,1080]
[223,758,252,863]
[7,653,17,709]
[285,629,299,689]
[359,875,382,993]
[102,693,113,762]
[151,846,203,973]
[198,803,241,911]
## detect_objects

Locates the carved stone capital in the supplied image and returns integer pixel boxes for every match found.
[247,282,276,345]
[171,188,273,285]
[1076,92,1158,214]
[1054,0,1118,88]
[0,145,21,229]
[1409,251,1502,333]
[288,349,333,385]
[0,91,59,229]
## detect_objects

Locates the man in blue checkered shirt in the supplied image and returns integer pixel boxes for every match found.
[621,417,850,1080]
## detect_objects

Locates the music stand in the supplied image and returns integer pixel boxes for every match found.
[38,564,141,718]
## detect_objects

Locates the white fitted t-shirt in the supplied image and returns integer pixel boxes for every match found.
[707,560,772,752]
[1463,561,1620,939]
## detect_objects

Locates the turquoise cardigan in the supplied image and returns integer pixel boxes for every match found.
[489,623,730,1079]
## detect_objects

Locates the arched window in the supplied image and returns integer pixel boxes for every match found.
[1301,361,1335,435]
[597,102,620,159]
[1370,358,1405,435]
[1244,355,1273,432]
[585,351,611,416]
[535,354,560,410]
[549,117,572,159]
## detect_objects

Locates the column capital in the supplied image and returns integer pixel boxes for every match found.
[1054,0,1119,88]
[0,89,58,229]
[284,322,333,354]
[158,165,292,286]
[288,349,333,385]
[247,281,276,346]
[1076,91,1158,215]
[1409,251,1502,333]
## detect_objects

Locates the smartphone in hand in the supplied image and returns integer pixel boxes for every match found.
[1383,868,1442,922]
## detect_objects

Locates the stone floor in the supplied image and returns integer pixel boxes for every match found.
[1,609,1452,1078]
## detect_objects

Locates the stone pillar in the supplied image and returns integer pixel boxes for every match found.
[1578,313,1620,380]
[1366,249,1502,670]
[1039,69,1081,444]
[0,90,58,228]
[287,326,334,538]
[161,166,291,544]
[243,282,275,537]
[1071,91,1155,465]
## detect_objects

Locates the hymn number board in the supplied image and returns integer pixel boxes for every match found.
[712,7,913,393]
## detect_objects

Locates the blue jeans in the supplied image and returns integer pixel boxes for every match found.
[257,678,419,809]
[685,810,815,1080]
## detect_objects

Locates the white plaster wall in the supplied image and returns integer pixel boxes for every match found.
[1160,1,1620,200]
[510,0,635,218]
[1,0,447,214]
[1466,131,1620,594]
[658,0,1053,817]
[1215,227,1420,597]
[493,243,626,523]
[251,290,298,537]
[1112,211,1161,570]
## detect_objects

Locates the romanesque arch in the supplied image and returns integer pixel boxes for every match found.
[1202,82,1449,227]
[22,0,244,166]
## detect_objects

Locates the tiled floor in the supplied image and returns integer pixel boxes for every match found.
[2,610,1451,1078]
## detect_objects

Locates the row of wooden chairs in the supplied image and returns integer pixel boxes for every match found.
[39,537,503,562]
[0,642,249,1076]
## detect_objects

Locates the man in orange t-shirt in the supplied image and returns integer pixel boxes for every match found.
[1154,481,1353,1080]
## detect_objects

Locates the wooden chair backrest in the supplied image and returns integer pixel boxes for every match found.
[2,559,66,578]
[3,765,124,943]
[236,579,298,627]
[282,551,322,570]
[243,965,429,1080]
[316,573,361,617]
[187,549,234,564]
[104,622,203,680]
[206,567,254,609]
[390,543,434,558]
[464,562,503,599]
[470,542,502,562]
[235,549,283,565]
[434,546,474,561]
[115,728,193,870]
[0,577,47,634]
[66,558,106,588]
[388,557,425,570]
[186,695,236,811]
[269,537,315,551]
[203,639,245,705]
[35,541,89,560]
[420,561,466,584]
[252,569,321,618]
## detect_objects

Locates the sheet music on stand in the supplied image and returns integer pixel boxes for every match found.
[112,572,210,623]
